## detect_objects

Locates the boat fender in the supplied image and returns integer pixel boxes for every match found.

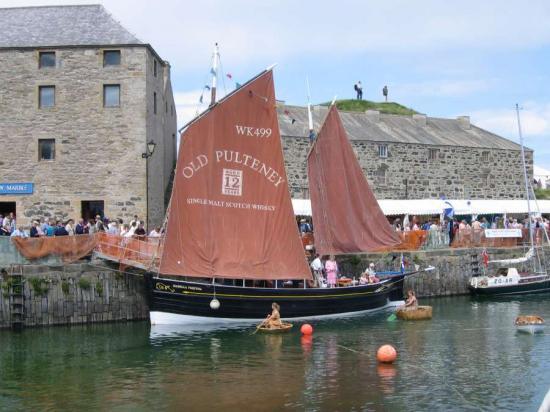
[210,298,220,310]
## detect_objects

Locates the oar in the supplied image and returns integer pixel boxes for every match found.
[387,313,397,322]
[252,315,270,334]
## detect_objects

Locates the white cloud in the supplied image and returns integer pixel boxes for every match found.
[8,0,550,69]
[471,103,550,138]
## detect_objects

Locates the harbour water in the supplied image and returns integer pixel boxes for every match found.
[1,295,550,411]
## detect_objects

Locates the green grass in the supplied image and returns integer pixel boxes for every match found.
[534,188,550,200]
[322,99,418,116]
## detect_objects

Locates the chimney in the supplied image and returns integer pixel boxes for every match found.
[457,115,470,130]
[365,110,380,122]
[412,114,427,127]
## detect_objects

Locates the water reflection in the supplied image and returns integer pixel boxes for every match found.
[1,296,550,410]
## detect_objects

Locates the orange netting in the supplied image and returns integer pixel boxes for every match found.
[12,234,98,263]
[375,230,428,252]
[95,233,161,270]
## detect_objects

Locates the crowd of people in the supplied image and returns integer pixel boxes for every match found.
[0,212,163,240]
[392,215,550,246]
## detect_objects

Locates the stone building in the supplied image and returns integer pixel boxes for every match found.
[278,105,532,200]
[0,5,176,228]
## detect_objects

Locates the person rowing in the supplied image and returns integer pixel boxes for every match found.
[263,302,283,329]
[399,290,418,311]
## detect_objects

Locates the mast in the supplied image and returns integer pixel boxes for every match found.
[210,43,220,106]
[306,76,314,137]
[516,103,540,272]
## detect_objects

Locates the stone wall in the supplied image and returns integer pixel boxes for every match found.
[282,136,533,200]
[0,46,176,229]
[337,247,542,298]
[0,262,148,329]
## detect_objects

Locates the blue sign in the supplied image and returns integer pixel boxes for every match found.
[0,183,34,195]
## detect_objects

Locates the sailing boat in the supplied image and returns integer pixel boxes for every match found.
[148,69,408,324]
[469,105,550,296]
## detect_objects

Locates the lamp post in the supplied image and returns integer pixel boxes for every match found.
[142,140,156,231]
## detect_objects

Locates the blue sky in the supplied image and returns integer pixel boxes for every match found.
[8,0,550,170]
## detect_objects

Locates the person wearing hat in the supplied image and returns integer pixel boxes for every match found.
[363,262,380,284]
[30,220,41,238]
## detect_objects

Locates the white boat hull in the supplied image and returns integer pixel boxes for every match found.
[150,300,404,326]
[516,324,545,334]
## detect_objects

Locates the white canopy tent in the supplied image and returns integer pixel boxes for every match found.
[292,198,550,217]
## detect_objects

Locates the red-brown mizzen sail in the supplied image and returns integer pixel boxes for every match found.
[307,105,400,255]
[159,70,311,280]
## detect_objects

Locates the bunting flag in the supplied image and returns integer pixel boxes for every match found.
[235,82,242,89]
[204,85,211,91]
[210,68,216,76]
[291,119,296,124]
[199,94,203,104]
[226,73,232,79]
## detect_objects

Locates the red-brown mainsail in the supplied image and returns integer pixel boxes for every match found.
[307,105,400,255]
[159,70,310,280]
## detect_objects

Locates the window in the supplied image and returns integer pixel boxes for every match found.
[103,85,120,107]
[378,144,388,158]
[428,148,439,160]
[153,59,157,77]
[375,165,388,185]
[38,139,55,161]
[39,52,55,68]
[481,151,490,162]
[103,50,121,66]
[153,92,157,114]
[39,86,55,108]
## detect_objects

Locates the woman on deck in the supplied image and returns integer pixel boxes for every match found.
[325,255,338,288]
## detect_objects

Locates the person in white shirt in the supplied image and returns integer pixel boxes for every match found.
[10,226,28,238]
[149,227,162,237]
[107,221,119,235]
[65,219,75,236]
[310,253,324,287]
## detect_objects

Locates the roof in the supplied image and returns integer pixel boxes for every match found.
[0,5,142,48]
[292,198,550,216]
[278,105,525,151]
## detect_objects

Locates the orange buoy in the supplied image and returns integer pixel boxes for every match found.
[300,324,313,335]
[377,344,397,363]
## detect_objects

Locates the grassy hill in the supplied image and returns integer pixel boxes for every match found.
[322,99,418,116]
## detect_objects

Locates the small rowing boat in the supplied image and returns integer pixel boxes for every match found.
[515,315,545,334]
[396,305,432,320]
[257,322,293,334]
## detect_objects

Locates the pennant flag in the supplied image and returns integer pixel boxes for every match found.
[204,85,211,90]
[235,82,242,89]
[210,68,216,76]
[226,73,232,79]
[291,119,296,124]
[443,201,454,219]
[199,94,203,104]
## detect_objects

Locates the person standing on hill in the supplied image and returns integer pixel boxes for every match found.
[354,81,363,100]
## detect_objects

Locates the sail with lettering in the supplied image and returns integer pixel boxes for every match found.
[159,70,310,280]
[307,105,400,255]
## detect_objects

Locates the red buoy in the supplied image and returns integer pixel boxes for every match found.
[300,323,313,335]
[377,344,397,363]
